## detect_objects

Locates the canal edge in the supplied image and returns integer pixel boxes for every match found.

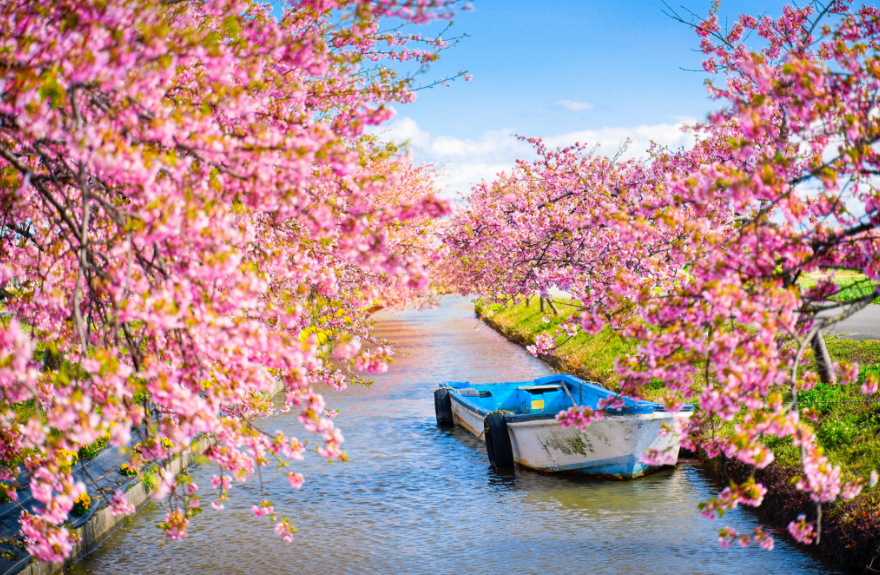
[475,304,574,379]
[16,380,286,575]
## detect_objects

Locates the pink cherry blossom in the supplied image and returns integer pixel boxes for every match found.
[788,515,817,544]
[252,502,274,519]
[556,406,604,431]
[274,518,297,542]
[287,473,305,489]
[107,491,135,516]
[163,510,189,540]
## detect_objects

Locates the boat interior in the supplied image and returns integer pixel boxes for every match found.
[443,374,694,417]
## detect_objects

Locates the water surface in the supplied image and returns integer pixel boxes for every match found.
[79,296,844,575]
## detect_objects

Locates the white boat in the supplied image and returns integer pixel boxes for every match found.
[433,374,693,478]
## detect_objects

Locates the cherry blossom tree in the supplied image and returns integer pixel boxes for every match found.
[447,0,880,549]
[0,0,458,560]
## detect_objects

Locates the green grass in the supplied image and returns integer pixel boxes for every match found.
[691,336,880,481]
[764,352,880,479]
[476,298,637,390]
[78,435,110,461]
[799,276,880,303]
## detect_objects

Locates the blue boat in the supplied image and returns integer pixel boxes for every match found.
[433,374,694,478]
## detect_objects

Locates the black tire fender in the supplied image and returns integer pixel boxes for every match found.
[484,412,515,469]
[434,388,454,427]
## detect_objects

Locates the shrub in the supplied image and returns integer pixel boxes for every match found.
[72,492,91,516]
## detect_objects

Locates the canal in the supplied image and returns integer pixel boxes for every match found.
[79,296,844,575]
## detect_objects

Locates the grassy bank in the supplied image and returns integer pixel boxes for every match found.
[477,297,880,572]
[799,275,880,304]
[474,298,636,390]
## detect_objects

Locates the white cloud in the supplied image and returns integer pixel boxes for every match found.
[429,129,532,159]
[372,116,432,149]
[556,99,594,111]
[544,120,698,160]
[377,117,532,197]
[374,116,700,198]
[436,162,516,200]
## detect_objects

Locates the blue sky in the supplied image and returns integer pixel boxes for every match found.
[375,0,783,197]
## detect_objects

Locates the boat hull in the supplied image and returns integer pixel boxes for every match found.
[451,398,688,478]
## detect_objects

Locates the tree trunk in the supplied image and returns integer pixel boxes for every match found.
[42,348,62,372]
[782,270,837,385]
[811,330,837,385]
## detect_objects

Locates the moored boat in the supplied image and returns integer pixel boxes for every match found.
[434,374,693,478]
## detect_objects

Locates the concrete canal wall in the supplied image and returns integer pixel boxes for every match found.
[14,380,286,575]
[18,437,212,575]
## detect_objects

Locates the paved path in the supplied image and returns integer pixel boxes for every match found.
[822,304,880,340]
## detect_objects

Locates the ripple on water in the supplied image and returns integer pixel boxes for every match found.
[78,297,844,575]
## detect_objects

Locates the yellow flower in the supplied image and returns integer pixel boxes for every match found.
[74,492,91,510]
[58,449,79,474]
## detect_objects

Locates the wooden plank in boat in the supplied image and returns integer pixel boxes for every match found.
[518,385,563,393]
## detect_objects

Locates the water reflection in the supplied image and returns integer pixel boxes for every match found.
[78,296,845,575]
